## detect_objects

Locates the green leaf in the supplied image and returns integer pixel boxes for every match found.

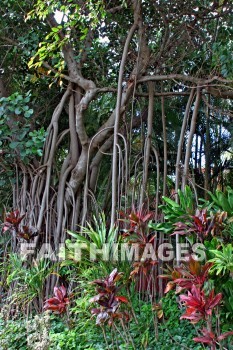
[26,140,34,147]
[24,109,33,118]
[37,149,43,156]
[66,230,89,244]
[178,189,186,209]
[9,141,20,149]
[227,187,233,209]
[162,196,180,208]
[51,27,59,32]
[14,107,22,115]
[20,149,27,157]
[216,190,232,213]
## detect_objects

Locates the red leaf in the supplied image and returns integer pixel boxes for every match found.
[45,297,60,305]
[115,296,128,303]
[142,213,153,222]
[91,279,106,287]
[108,268,118,283]
[193,328,216,344]
[164,281,175,293]
[173,278,193,290]
[193,336,213,344]
[180,313,203,323]
[44,286,69,314]
[54,287,64,302]
[2,222,12,232]
[217,331,233,341]
[59,285,67,298]
[91,308,101,315]
[89,293,105,303]
[44,304,61,311]
[5,211,25,226]
[206,292,222,311]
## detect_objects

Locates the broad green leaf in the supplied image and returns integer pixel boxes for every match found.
[216,190,232,213]
[9,141,20,148]
[14,107,22,115]
[162,196,180,208]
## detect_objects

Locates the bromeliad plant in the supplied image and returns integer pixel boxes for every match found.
[60,212,118,268]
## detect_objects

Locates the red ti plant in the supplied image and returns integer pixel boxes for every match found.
[171,209,227,242]
[159,265,182,294]
[127,208,153,237]
[2,210,37,242]
[179,285,222,324]
[171,209,212,241]
[2,210,25,233]
[161,256,233,349]
[193,327,233,349]
[160,255,212,293]
[17,225,38,241]
[90,268,129,326]
[119,207,158,295]
[44,285,69,314]
[119,206,154,241]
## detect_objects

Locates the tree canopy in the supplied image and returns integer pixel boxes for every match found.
[0,0,233,259]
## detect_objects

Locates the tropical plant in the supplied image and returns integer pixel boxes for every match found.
[61,212,118,266]
[179,285,233,349]
[90,268,129,326]
[1,254,53,312]
[89,268,136,349]
[44,285,69,314]
[193,327,233,348]
[2,209,38,242]
[207,243,233,321]
[171,209,227,242]
[161,253,233,349]
[209,243,233,276]
[149,186,196,234]
[2,210,25,233]
[207,186,233,216]
[1,0,233,347]
[160,256,212,293]
[119,207,158,297]
[1,0,233,302]
[179,285,222,324]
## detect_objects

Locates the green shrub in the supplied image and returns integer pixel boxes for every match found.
[0,317,27,350]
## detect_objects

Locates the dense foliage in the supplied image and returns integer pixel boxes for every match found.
[0,0,233,349]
